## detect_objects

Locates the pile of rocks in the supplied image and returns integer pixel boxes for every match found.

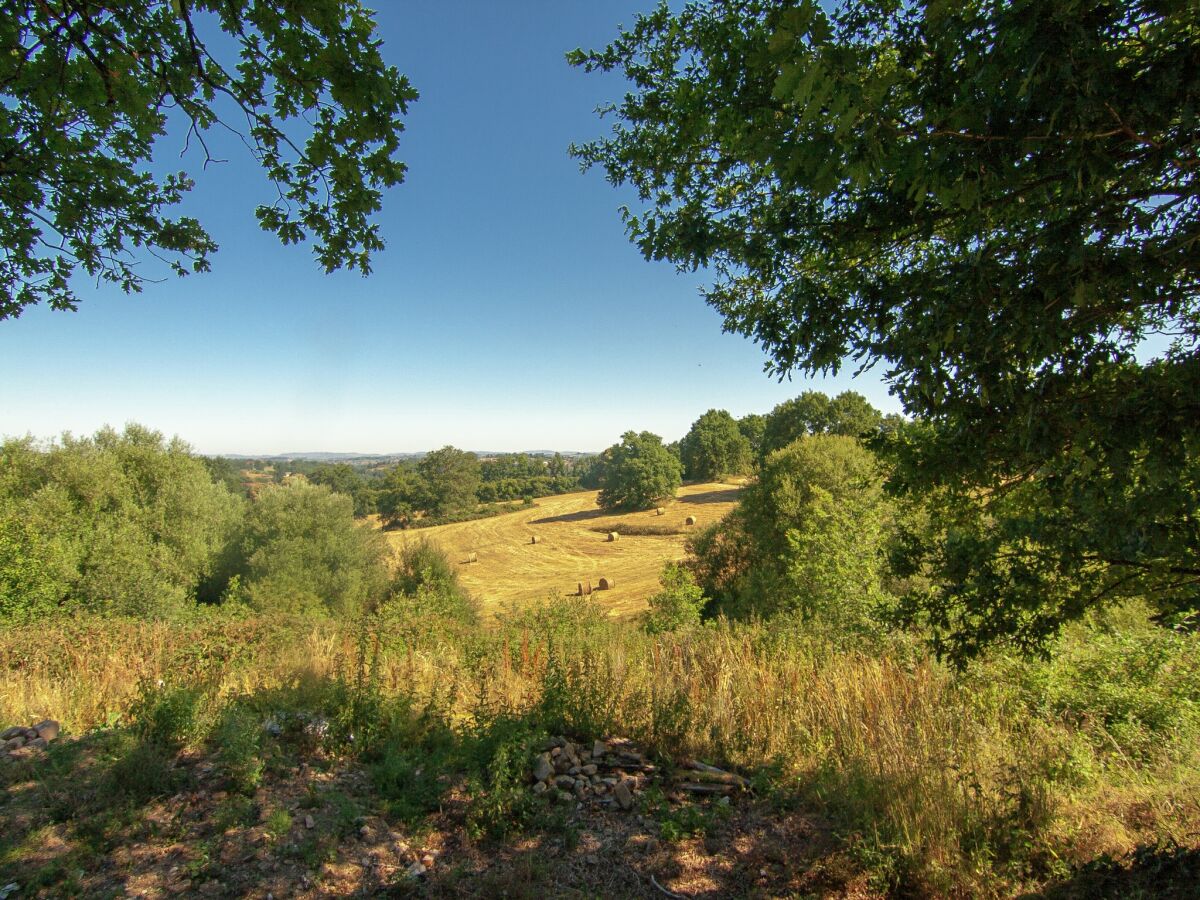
[1,719,60,761]
[530,736,654,810]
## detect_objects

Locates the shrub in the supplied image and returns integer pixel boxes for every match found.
[694,434,892,633]
[0,426,243,620]
[643,562,706,633]
[233,481,390,618]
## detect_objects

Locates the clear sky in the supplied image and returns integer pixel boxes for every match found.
[0,1,900,456]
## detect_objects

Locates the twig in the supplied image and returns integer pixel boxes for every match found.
[650,874,686,899]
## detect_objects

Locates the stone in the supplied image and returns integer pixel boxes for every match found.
[613,780,634,811]
[31,720,60,742]
[2,737,24,752]
[581,764,598,776]
[532,781,548,795]
[568,766,581,776]
[532,753,553,782]
[573,781,588,799]
[25,738,48,751]
[304,815,315,830]
[0,726,24,741]
[359,824,371,837]
[592,740,607,759]
[421,854,435,868]
[554,756,572,775]
[406,862,426,879]
[555,790,574,804]
[553,775,576,790]
[550,747,562,757]
[23,729,37,740]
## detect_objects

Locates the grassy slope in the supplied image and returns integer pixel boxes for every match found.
[380,482,742,618]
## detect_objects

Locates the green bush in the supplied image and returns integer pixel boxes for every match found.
[643,562,706,633]
[0,426,242,620]
[692,434,892,633]
[233,481,390,617]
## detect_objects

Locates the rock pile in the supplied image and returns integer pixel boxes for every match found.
[1,719,61,761]
[529,736,655,810]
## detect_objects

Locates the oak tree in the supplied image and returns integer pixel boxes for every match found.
[1,1,416,319]
[572,0,1200,658]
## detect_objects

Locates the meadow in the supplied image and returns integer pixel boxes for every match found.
[380,482,742,618]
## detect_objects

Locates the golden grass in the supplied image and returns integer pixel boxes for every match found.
[378,482,742,618]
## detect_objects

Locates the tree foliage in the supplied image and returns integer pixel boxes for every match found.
[232,480,388,617]
[760,390,884,457]
[418,447,482,518]
[1,1,416,319]
[0,425,241,619]
[690,434,891,631]
[572,0,1200,655]
[679,408,752,481]
[596,431,682,511]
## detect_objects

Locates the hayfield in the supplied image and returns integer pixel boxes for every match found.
[380,481,742,617]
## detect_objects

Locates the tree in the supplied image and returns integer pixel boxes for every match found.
[376,462,427,528]
[309,462,375,517]
[234,480,388,617]
[679,409,752,481]
[596,431,682,511]
[571,1,1200,656]
[760,391,883,457]
[689,435,891,631]
[417,446,481,517]
[1,1,416,319]
[0,425,242,618]
[736,413,766,458]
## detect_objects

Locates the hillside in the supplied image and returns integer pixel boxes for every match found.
[381,482,743,618]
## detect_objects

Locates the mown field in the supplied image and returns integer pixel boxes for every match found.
[380,482,743,618]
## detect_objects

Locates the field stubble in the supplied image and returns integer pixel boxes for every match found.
[380,482,742,617]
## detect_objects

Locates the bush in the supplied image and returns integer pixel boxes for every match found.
[643,562,706,633]
[387,539,478,627]
[693,434,892,633]
[233,481,390,618]
[0,426,243,620]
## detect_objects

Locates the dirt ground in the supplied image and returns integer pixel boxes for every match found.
[380,483,742,618]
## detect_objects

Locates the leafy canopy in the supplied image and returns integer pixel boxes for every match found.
[1,1,416,319]
[572,0,1200,657]
[679,408,752,481]
[597,430,682,511]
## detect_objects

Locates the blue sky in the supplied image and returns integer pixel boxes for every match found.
[0,1,899,456]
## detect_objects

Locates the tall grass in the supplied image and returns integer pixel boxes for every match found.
[1,600,1196,895]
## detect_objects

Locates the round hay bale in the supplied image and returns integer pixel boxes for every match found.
[598,577,615,591]
[684,515,697,526]
[466,551,478,563]
[655,507,665,516]
[530,535,540,544]
[606,531,619,542]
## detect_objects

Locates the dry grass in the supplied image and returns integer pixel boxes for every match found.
[378,483,741,618]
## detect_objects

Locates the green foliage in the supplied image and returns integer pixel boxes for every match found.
[308,463,377,517]
[0,425,242,619]
[736,413,766,457]
[234,480,389,617]
[693,435,891,630]
[388,538,478,627]
[760,391,884,458]
[418,446,482,517]
[596,430,682,511]
[211,704,265,794]
[643,562,707,633]
[571,0,1200,654]
[0,1,417,319]
[679,409,752,481]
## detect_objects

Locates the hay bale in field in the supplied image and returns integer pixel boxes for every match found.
[578,581,593,596]
[598,577,615,590]
[466,551,478,563]
[530,535,540,544]
[685,515,697,526]
[607,531,619,542]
